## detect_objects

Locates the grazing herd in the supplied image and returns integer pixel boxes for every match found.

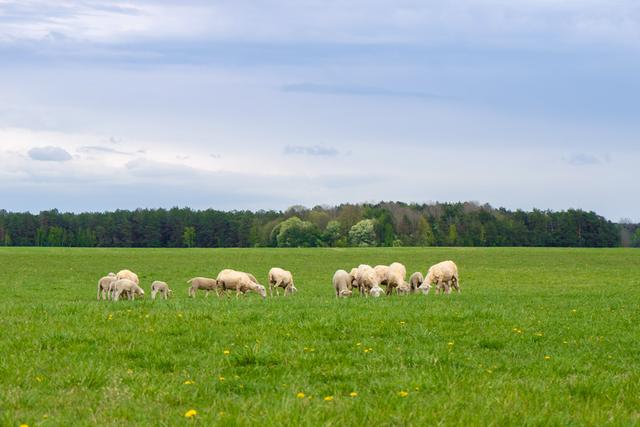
[96,261,459,302]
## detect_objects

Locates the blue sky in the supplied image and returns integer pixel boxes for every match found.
[0,1,639,220]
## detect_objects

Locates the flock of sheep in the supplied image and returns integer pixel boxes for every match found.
[96,260,459,301]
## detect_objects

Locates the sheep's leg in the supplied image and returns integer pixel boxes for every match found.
[452,279,460,293]
[269,284,274,298]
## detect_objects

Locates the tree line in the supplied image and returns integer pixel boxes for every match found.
[0,202,632,248]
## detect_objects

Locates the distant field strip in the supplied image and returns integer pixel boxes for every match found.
[0,247,639,426]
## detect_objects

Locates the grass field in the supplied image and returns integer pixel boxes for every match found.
[0,247,639,426]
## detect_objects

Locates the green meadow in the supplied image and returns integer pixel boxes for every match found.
[0,247,639,426]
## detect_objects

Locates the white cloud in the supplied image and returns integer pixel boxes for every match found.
[1,1,639,47]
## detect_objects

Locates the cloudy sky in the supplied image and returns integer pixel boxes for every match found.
[1,1,639,220]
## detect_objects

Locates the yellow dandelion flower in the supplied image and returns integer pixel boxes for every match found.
[356,342,362,346]
[399,321,406,325]
[184,380,194,385]
[544,355,551,360]
[571,309,577,313]
[223,350,230,355]
[35,376,42,383]
[184,409,197,418]
[219,377,225,382]
[177,313,183,318]
[364,349,370,353]
[447,342,454,346]
[296,392,305,399]
[324,396,334,401]
[398,391,409,397]
[20,424,29,427]
[349,391,358,397]
[534,332,544,337]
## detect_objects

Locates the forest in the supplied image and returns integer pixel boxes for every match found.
[0,202,636,248]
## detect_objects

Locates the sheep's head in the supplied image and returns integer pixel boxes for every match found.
[289,285,298,294]
[418,283,431,295]
[339,289,353,297]
[370,287,383,297]
[255,284,267,298]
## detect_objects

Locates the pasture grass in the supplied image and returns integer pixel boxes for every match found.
[0,247,639,426]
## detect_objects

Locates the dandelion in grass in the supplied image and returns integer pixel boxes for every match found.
[324,396,334,401]
[447,342,454,346]
[184,409,197,418]
[184,380,194,385]
[544,355,551,360]
[356,342,362,346]
[20,424,28,427]
[296,392,305,399]
[534,332,544,337]
[223,350,230,355]
[350,392,358,397]
[35,376,42,383]
[398,391,409,397]
[219,376,225,382]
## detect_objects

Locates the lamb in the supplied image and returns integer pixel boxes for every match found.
[150,281,172,300]
[216,269,267,299]
[333,269,353,297]
[409,272,425,293]
[116,269,139,285]
[420,260,460,294]
[385,262,407,295]
[112,278,145,301]
[97,272,117,300]
[187,277,222,297]
[268,267,297,296]
[356,264,383,297]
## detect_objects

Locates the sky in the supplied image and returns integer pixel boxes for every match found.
[1,1,639,221]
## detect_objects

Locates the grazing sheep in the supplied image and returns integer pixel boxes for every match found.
[373,265,390,286]
[116,269,139,285]
[150,281,172,300]
[187,277,222,298]
[333,269,353,297]
[421,260,459,294]
[112,279,145,301]
[268,267,297,296]
[385,262,407,296]
[356,264,383,297]
[217,269,267,299]
[409,272,424,293]
[97,272,117,300]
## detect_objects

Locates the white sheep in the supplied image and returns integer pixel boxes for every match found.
[409,272,425,293]
[384,262,407,295]
[333,269,353,297]
[217,269,267,299]
[420,260,459,294]
[112,279,145,301]
[97,272,117,300]
[116,269,139,285]
[187,277,222,297]
[268,267,297,296]
[150,281,172,300]
[356,264,383,297]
